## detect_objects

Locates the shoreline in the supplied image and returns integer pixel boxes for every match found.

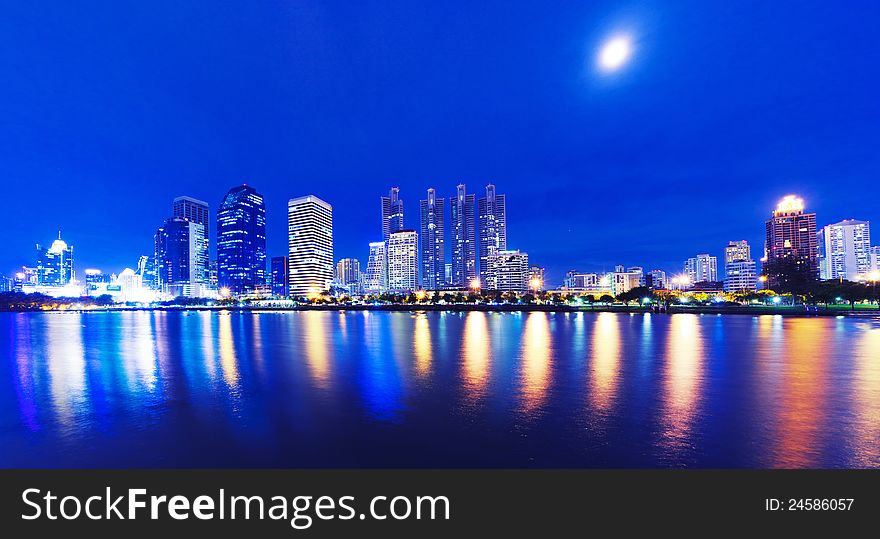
[4,303,879,317]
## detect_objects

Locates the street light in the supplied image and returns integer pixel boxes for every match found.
[529,277,542,294]
[470,278,481,293]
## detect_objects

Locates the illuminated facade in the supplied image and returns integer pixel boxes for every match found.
[270,256,289,297]
[818,219,871,281]
[647,269,667,289]
[217,185,267,294]
[478,184,507,283]
[154,217,207,297]
[528,266,545,290]
[381,187,404,242]
[485,250,528,292]
[723,240,757,292]
[336,258,362,294]
[685,254,718,284]
[451,184,477,287]
[36,233,74,286]
[419,188,446,290]
[288,195,334,296]
[764,195,818,289]
[173,196,210,278]
[387,230,419,292]
[364,241,388,294]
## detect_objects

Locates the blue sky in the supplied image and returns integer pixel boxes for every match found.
[1,1,878,285]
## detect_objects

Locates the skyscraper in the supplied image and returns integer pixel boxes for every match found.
[451,184,476,287]
[818,219,871,281]
[270,256,289,297]
[647,269,667,290]
[419,188,446,290]
[685,254,718,284]
[154,217,206,297]
[478,184,507,282]
[764,195,818,290]
[36,233,74,286]
[381,187,404,242]
[288,195,334,297]
[485,250,529,292]
[173,196,210,277]
[387,230,419,292]
[364,241,388,294]
[216,185,267,294]
[723,240,757,292]
[336,258,362,294]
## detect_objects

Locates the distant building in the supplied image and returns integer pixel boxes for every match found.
[485,250,529,292]
[217,185,267,295]
[451,184,477,287]
[364,241,388,294]
[614,264,625,273]
[336,258,362,295]
[173,196,210,278]
[528,266,545,290]
[381,187,404,242]
[610,271,641,295]
[872,246,880,272]
[444,263,453,286]
[387,230,419,292]
[646,269,666,290]
[685,254,718,284]
[288,195,334,297]
[818,219,871,281]
[724,240,757,292]
[419,188,446,290]
[564,271,602,289]
[36,233,75,287]
[154,217,207,297]
[271,256,289,297]
[764,195,818,289]
[478,184,507,283]
[627,266,645,286]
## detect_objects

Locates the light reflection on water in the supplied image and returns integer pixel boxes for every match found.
[1,310,879,469]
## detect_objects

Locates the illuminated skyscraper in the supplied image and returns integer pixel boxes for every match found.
[173,196,210,277]
[381,187,404,242]
[478,184,507,282]
[270,256,289,297]
[723,240,757,292]
[485,250,528,292]
[817,219,871,281]
[764,195,818,290]
[646,269,667,290]
[387,230,419,292]
[288,195,334,296]
[451,184,476,287]
[216,185,267,294]
[154,217,206,297]
[419,188,446,290]
[685,254,717,284]
[36,232,74,286]
[336,258,362,294]
[364,241,388,294]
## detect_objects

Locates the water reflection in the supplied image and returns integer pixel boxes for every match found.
[413,313,432,377]
[590,313,621,413]
[658,314,704,459]
[303,311,331,388]
[120,312,158,391]
[462,312,490,402]
[45,314,87,431]
[852,324,880,467]
[520,312,551,415]
[218,312,240,391]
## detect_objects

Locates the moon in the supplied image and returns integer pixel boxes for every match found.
[598,36,633,72]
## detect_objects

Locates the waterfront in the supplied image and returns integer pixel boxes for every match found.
[1,310,879,468]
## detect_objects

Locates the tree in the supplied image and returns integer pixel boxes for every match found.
[598,294,615,304]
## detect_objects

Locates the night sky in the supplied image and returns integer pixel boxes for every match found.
[2,1,878,285]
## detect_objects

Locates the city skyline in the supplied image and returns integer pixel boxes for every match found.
[2,2,878,283]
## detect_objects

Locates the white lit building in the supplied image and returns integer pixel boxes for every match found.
[685,254,718,284]
[818,219,871,281]
[364,241,388,294]
[723,240,757,292]
[387,230,419,292]
[485,250,529,292]
[647,269,667,290]
[288,195,334,297]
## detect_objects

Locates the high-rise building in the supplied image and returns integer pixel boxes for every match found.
[564,271,602,289]
[646,269,667,290]
[478,184,507,282]
[685,254,718,284]
[764,195,818,290]
[173,196,210,275]
[627,266,645,286]
[610,271,642,295]
[444,263,453,286]
[271,256,289,297]
[387,230,419,292]
[818,219,871,281]
[528,266,546,290]
[154,217,206,297]
[364,241,388,294]
[288,195,334,297]
[381,187,404,242]
[216,185,267,294]
[451,184,476,287]
[872,246,880,272]
[336,258,362,294]
[723,240,757,292]
[36,233,74,286]
[485,250,528,292]
[419,188,446,290]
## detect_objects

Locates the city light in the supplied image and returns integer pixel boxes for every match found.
[219,287,231,298]
[869,270,880,282]
[775,195,805,214]
[772,296,782,304]
[415,290,427,301]
[529,278,542,291]
[470,278,481,291]
[598,35,633,72]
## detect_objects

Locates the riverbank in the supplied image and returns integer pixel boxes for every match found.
[6,303,880,317]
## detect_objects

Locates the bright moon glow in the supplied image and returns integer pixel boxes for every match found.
[598,36,632,71]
